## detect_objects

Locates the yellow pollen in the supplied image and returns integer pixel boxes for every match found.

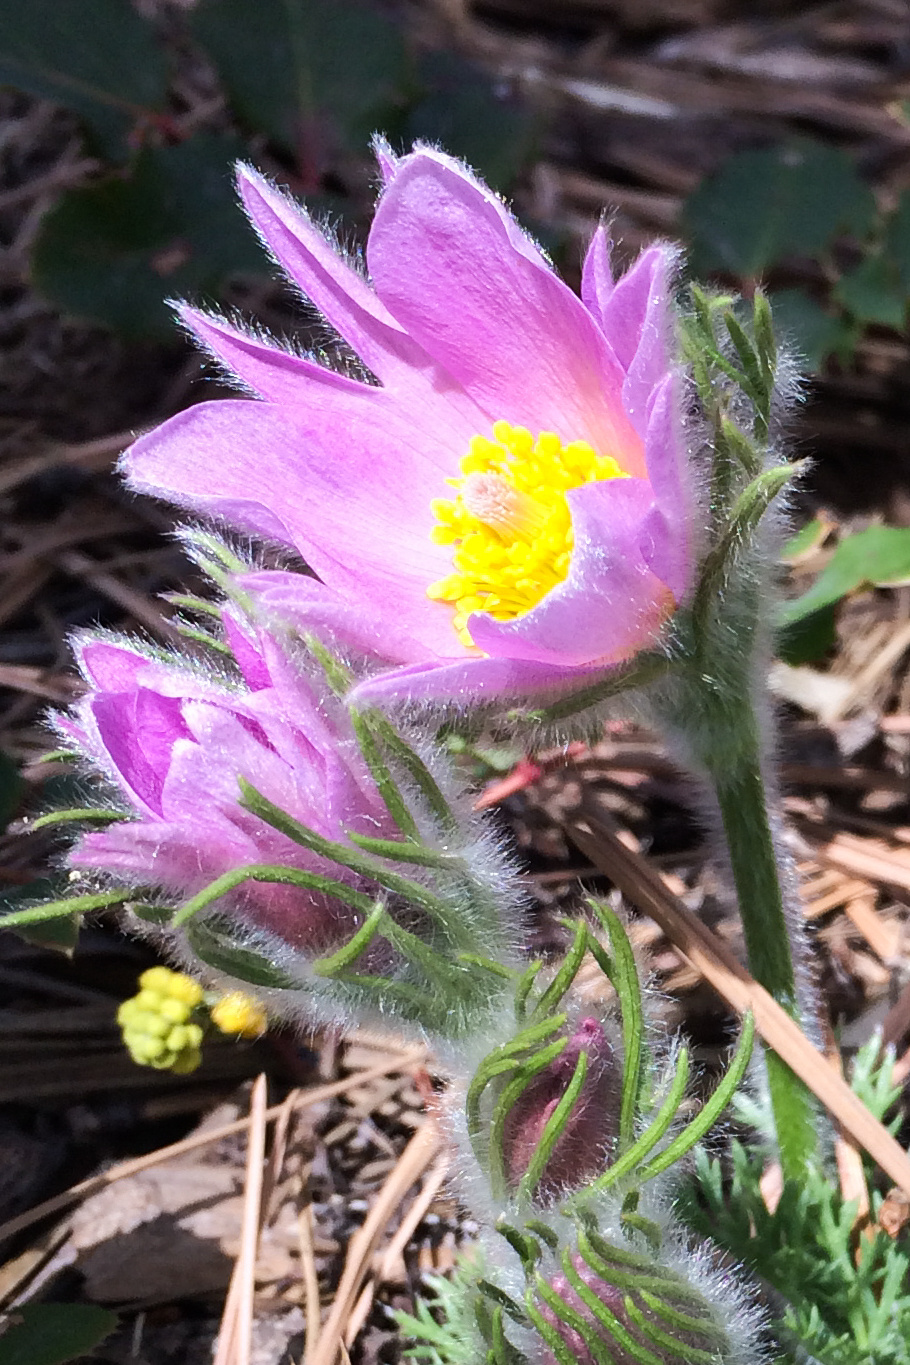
[428,421,627,647]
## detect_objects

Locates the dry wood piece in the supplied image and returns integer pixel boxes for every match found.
[0,1047,428,1247]
[307,1120,441,1365]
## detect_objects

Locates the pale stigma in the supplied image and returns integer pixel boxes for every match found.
[460,473,549,540]
[427,421,627,648]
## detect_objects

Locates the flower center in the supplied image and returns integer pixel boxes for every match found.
[427,421,627,647]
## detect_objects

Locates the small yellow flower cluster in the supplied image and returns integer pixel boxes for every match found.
[117,966,205,1073]
[211,991,268,1039]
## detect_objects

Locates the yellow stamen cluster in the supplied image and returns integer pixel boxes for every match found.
[210,991,268,1039]
[117,966,205,1073]
[428,421,626,646]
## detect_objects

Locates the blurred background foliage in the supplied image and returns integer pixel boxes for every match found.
[2,0,909,361]
[1,0,538,338]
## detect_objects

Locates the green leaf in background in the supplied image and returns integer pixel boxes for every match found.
[777,607,838,666]
[780,516,830,563]
[0,1303,117,1365]
[32,137,264,339]
[0,0,168,162]
[778,525,910,627]
[683,142,877,278]
[190,0,408,160]
[406,52,536,192]
[0,750,24,829]
[885,190,910,294]
[833,254,907,330]
[769,289,857,371]
[0,878,80,953]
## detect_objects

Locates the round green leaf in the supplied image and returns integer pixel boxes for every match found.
[0,1303,117,1365]
[191,0,409,156]
[768,289,856,371]
[833,255,907,330]
[683,142,877,277]
[32,137,265,339]
[407,52,536,192]
[0,0,168,161]
[778,525,910,626]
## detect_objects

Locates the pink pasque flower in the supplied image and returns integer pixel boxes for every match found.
[57,617,395,955]
[122,145,692,706]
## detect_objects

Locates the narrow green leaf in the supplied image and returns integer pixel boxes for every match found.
[588,902,643,1150]
[577,1049,690,1199]
[562,1254,663,1365]
[362,710,457,834]
[238,779,464,937]
[350,708,420,840]
[534,1273,617,1365]
[531,920,588,1020]
[527,653,671,725]
[310,902,386,977]
[0,886,135,927]
[172,860,375,927]
[185,916,297,989]
[638,1013,755,1183]
[30,807,126,831]
[348,831,457,869]
[519,1050,588,1201]
[622,1297,717,1364]
[489,1039,568,1194]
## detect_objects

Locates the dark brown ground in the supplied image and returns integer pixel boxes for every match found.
[2,2,910,1361]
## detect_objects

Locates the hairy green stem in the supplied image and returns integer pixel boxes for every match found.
[704,704,817,1177]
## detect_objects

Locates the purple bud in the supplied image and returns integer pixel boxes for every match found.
[502,1017,622,1201]
[59,620,397,961]
[537,1248,727,1365]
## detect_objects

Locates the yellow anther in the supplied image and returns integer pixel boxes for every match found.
[428,421,628,647]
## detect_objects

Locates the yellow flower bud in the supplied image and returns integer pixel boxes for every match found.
[211,992,268,1039]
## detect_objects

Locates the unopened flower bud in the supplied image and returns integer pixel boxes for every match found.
[536,1244,729,1365]
[211,991,268,1038]
[502,1017,622,1202]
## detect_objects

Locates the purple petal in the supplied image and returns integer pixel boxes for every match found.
[124,398,471,642]
[351,653,605,708]
[239,570,450,664]
[465,479,672,666]
[372,134,398,187]
[236,164,406,385]
[70,821,247,887]
[76,638,152,691]
[367,150,646,476]
[619,245,679,440]
[599,244,666,374]
[222,608,273,691]
[178,305,372,404]
[637,374,694,600]
[580,225,614,323]
[91,690,191,817]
